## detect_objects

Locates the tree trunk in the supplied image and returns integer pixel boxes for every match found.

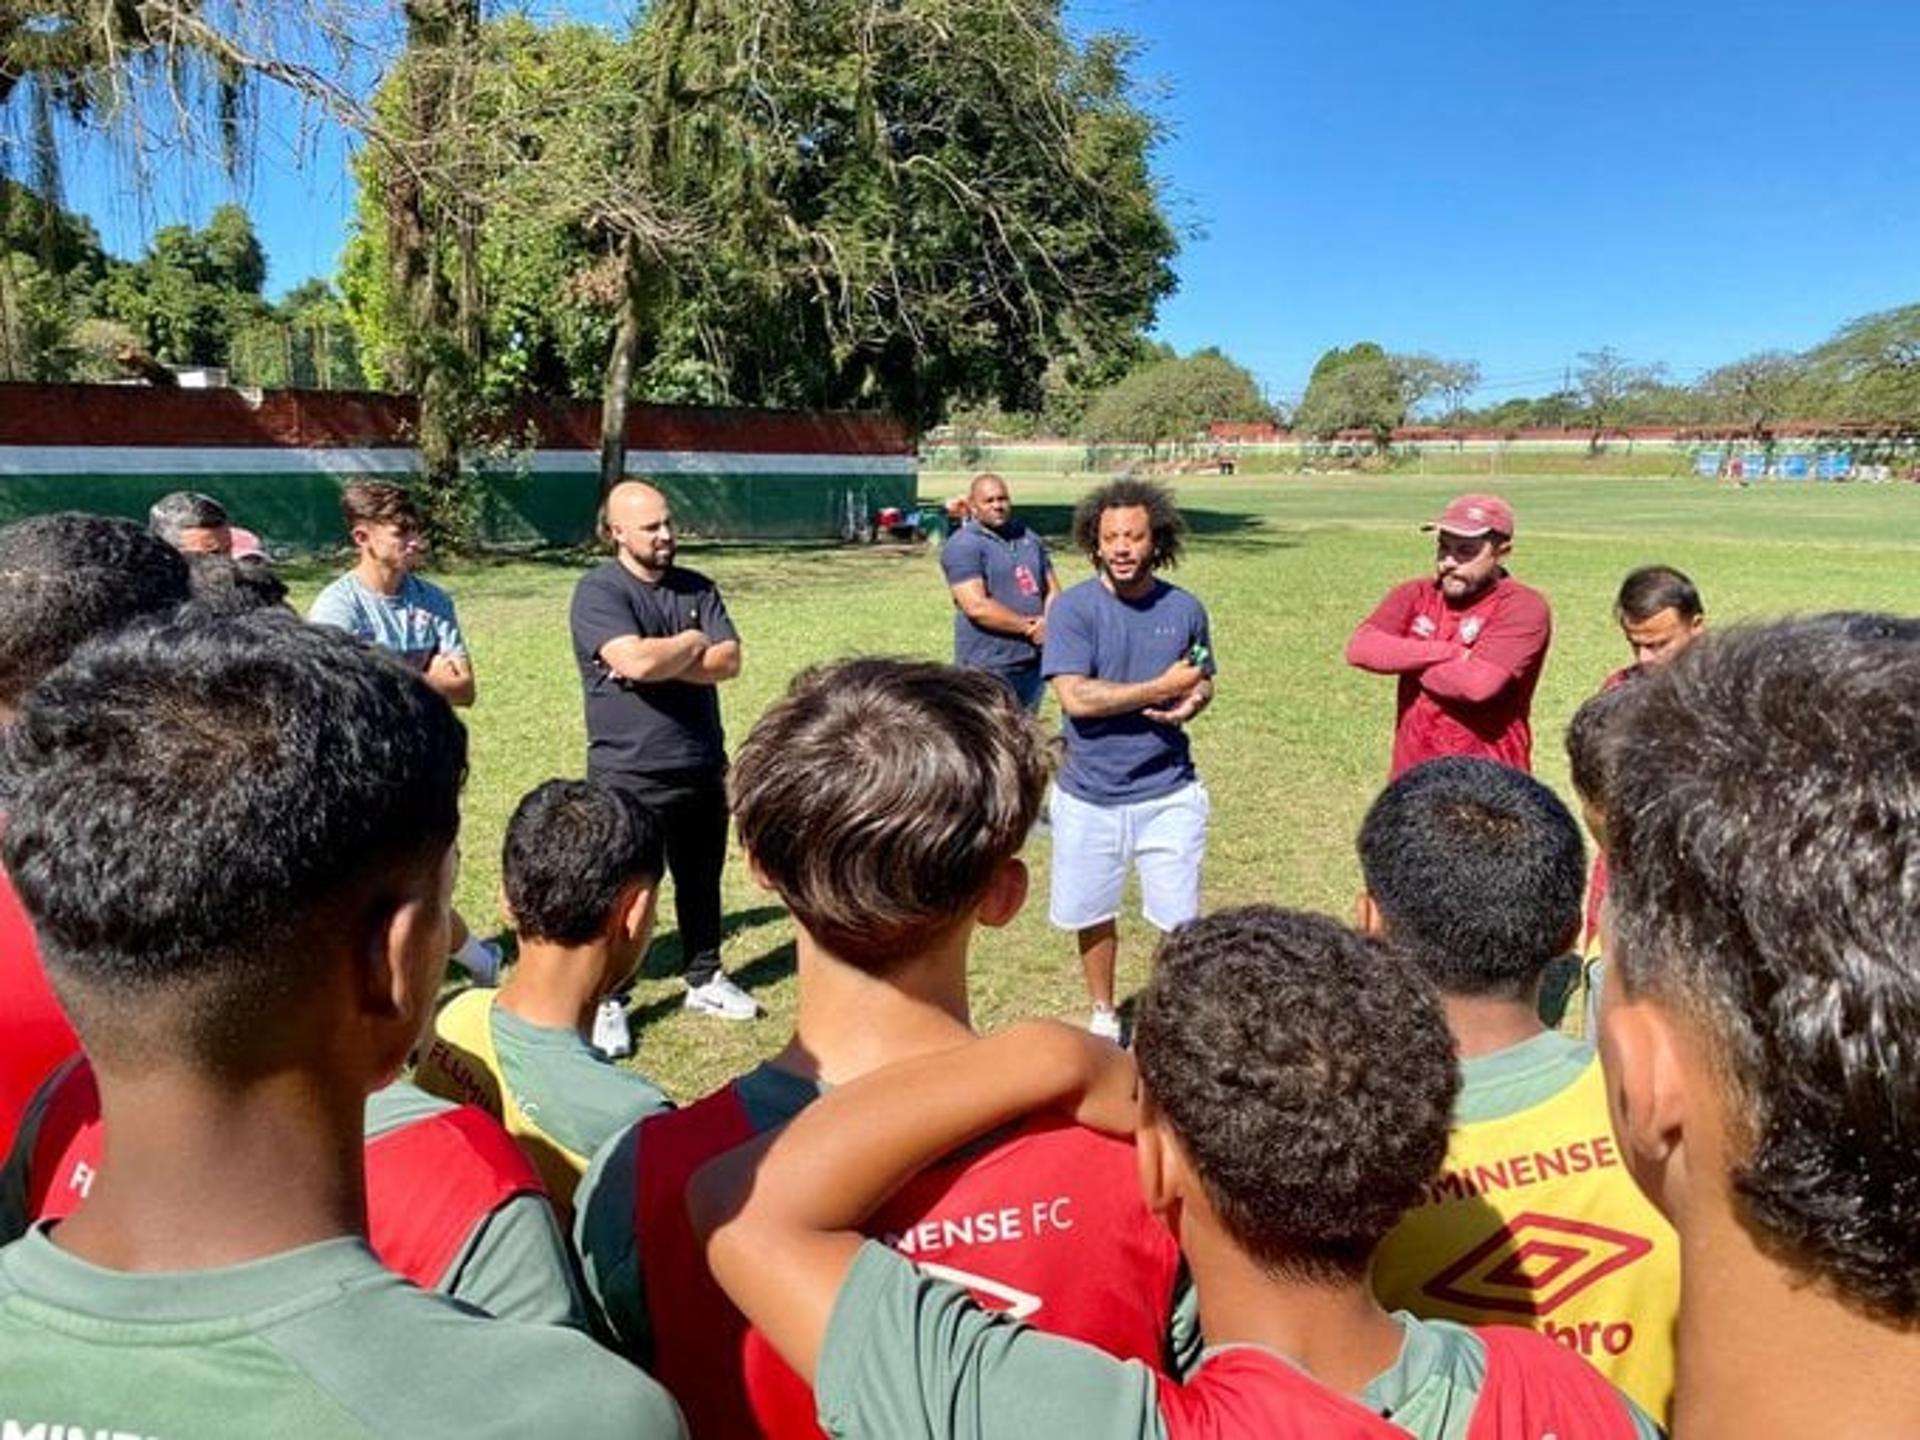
[598,0,701,495]
[388,0,480,538]
[598,235,646,495]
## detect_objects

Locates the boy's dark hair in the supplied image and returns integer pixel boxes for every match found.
[0,610,467,1069]
[504,779,664,946]
[1357,757,1585,998]
[1615,565,1702,624]
[341,480,422,533]
[147,490,230,545]
[731,657,1047,970]
[184,552,290,615]
[1607,616,1920,1321]
[1133,906,1457,1281]
[0,513,191,706]
[1564,684,1635,808]
[1071,476,1185,570]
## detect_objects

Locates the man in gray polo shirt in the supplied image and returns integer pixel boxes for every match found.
[939,473,1060,710]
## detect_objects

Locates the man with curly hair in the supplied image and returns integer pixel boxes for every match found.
[690,906,1658,1438]
[1346,494,1551,779]
[1600,615,1920,1438]
[1042,478,1216,1041]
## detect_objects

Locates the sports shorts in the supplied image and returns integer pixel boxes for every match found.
[1047,780,1209,933]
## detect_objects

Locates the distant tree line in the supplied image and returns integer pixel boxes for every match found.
[940,304,1920,452]
[0,183,363,388]
[1290,321,1920,448]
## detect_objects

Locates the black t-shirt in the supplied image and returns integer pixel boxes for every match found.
[569,561,741,775]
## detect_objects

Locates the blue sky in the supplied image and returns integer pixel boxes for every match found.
[56,0,1920,405]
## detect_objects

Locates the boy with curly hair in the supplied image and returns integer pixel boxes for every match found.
[1043,477,1217,1040]
[692,906,1658,1439]
[415,779,672,1215]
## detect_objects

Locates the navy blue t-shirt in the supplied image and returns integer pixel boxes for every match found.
[938,519,1053,671]
[1042,577,1216,805]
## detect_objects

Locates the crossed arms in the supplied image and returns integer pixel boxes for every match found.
[598,632,742,686]
[1345,586,1547,705]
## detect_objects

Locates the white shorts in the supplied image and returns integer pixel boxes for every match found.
[1047,781,1210,933]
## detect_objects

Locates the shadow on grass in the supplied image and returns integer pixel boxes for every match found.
[381,501,1279,573]
[639,904,787,980]
[1009,504,1271,544]
[629,935,798,1033]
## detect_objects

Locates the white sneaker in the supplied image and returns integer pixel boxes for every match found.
[453,936,504,986]
[592,998,634,1059]
[684,973,760,1021]
[1088,1005,1124,1044]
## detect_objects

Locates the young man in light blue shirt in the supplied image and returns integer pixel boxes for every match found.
[310,480,496,980]
[309,480,474,708]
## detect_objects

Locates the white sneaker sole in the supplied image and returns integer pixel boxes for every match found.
[683,993,759,1021]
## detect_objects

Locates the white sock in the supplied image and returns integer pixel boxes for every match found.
[592,998,633,1057]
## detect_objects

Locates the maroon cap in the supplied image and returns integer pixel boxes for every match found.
[1422,493,1515,539]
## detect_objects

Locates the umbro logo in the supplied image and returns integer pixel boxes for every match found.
[1422,1212,1653,1317]
[918,1262,1043,1320]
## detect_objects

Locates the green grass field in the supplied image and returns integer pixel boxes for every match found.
[282,471,1920,1102]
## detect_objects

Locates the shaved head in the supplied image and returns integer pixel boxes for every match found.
[967,472,1013,531]
[606,479,677,577]
[608,480,668,519]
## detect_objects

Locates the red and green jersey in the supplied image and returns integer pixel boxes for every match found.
[4,1061,587,1328]
[0,1226,685,1439]
[413,987,670,1217]
[1355,574,1552,778]
[0,868,77,1165]
[817,1243,1662,1440]
[575,1061,1185,1440]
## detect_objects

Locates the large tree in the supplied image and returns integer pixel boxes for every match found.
[1799,304,1920,429]
[342,1,1178,490]
[1391,353,1481,424]
[1573,346,1664,448]
[1294,342,1405,447]
[99,203,272,366]
[1700,352,1806,437]
[1080,348,1271,447]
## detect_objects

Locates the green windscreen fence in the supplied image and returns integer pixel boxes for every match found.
[0,465,918,549]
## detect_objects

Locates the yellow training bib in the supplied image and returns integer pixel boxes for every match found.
[1372,1055,1678,1421]
[414,989,592,1212]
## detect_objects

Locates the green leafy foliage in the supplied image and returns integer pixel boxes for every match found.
[1080,347,1271,444]
[341,2,1177,437]
[1294,342,1405,445]
[1800,304,1920,427]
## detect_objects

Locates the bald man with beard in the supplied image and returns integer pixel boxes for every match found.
[569,481,757,1022]
[940,472,1060,710]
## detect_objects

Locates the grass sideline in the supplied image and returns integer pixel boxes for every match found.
[280,471,1920,1104]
